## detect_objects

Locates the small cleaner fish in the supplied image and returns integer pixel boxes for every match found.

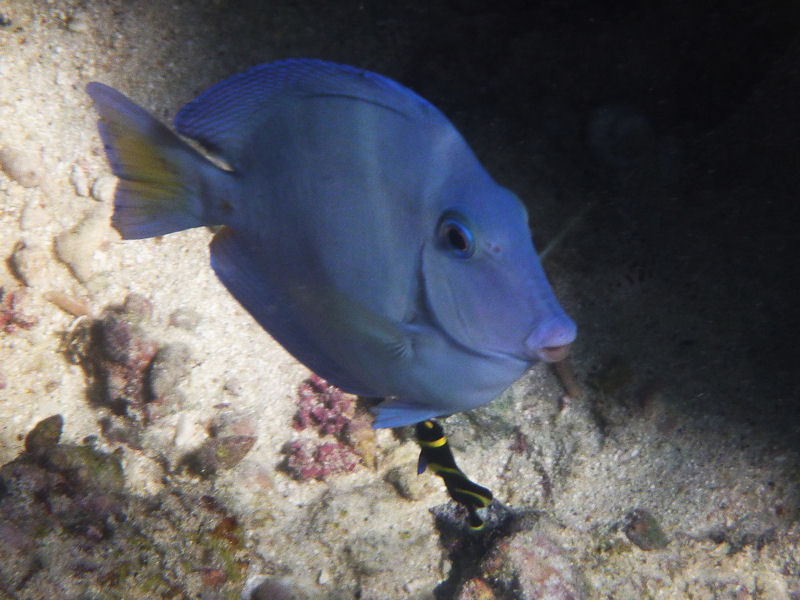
[416,419,493,530]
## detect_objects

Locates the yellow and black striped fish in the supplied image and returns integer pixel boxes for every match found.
[415,419,493,530]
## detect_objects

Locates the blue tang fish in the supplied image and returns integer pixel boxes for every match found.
[86,59,576,428]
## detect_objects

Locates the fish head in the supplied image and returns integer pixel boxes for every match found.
[421,183,576,364]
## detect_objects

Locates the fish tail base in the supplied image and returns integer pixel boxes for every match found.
[87,82,210,240]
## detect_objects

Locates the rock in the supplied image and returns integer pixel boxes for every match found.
[65,295,159,418]
[69,163,89,196]
[66,10,90,33]
[42,291,91,317]
[0,521,34,553]
[45,443,125,494]
[282,439,360,481]
[147,343,191,411]
[475,517,588,600]
[182,435,256,478]
[222,377,243,396]
[54,205,110,282]
[168,306,201,330]
[457,578,497,600]
[623,508,669,550]
[343,410,377,467]
[7,239,31,286]
[0,286,37,333]
[7,240,53,289]
[90,174,117,203]
[0,146,43,188]
[172,413,206,450]
[385,464,425,500]
[98,415,143,448]
[119,292,152,324]
[19,199,49,231]
[317,569,331,585]
[248,577,308,600]
[24,414,63,455]
[1,418,258,598]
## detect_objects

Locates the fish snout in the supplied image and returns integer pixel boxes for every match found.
[524,314,577,363]
[537,344,571,363]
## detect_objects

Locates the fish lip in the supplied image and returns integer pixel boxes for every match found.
[523,314,577,362]
[535,344,571,363]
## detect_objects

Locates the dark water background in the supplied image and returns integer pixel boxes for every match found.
[182,0,800,449]
[59,0,800,446]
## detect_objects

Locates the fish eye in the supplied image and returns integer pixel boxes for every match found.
[438,212,474,258]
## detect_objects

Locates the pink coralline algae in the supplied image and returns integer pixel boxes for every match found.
[293,374,353,435]
[283,375,374,481]
[0,286,38,334]
[284,439,361,481]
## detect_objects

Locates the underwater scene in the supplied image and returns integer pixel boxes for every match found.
[1,1,799,598]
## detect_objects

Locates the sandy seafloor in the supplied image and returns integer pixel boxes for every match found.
[1,1,799,598]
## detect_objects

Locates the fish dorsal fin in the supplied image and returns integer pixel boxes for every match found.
[417,453,428,475]
[174,59,440,167]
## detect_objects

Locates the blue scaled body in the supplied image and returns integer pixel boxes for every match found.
[87,59,576,428]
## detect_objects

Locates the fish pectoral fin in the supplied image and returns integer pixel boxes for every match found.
[417,453,428,475]
[288,280,414,366]
[371,399,439,429]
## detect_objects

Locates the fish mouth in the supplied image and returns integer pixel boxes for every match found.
[523,314,577,362]
[535,344,571,363]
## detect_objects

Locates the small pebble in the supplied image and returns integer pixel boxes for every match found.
[0,146,43,188]
[24,414,64,454]
[9,240,57,290]
[249,577,306,600]
[623,508,669,550]
[90,174,117,203]
[43,291,91,317]
[45,443,125,493]
[147,343,191,408]
[55,69,74,87]
[182,435,256,477]
[70,164,89,196]
[7,240,31,286]
[168,307,201,330]
[54,205,109,282]
[120,292,153,323]
[66,10,90,33]
[173,414,205,449]
[384,464,425,500]
[19,200,50,231]
[222,378,243,396]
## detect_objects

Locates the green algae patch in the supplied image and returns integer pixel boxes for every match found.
[0,416,263,599]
